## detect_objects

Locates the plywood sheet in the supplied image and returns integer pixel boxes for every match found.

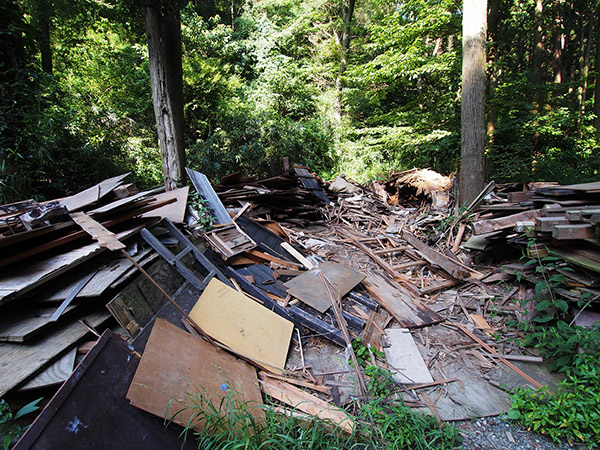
[60,173,130,212]
[384,328,433,384]
[362,271,442,328]
[0,310,111,397]
[285,262,365,313]
[127,319,263,431]
[0,304,79,342]
[14,331,196,450]
[189,278,293,373]
[141,186,189,223]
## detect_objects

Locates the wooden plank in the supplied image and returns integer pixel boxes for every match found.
[281,242,315,269]
[88,188,160,215]
[244,249,301,269]
[14,331,196,450]
[402,231,479,280]
[552,224,596,240]
[544,181,600,192]
[186,168,231,224]
[140,186,189,223]
[534,216,570,232]
[189,278,294,373]
[259,373,354,433]
[18,348,77,391]
[0,221,151,306]
[285,262,365,313]
[204,222,256,259]
[384,328,433,384]
[0,304,79,342]
[127,319,264,431]
[69,212,125,250]
[551,248,600,273]
[287,305,345,347]
[472,210,541,235]
[362,309,389,352]
[0,310,111,397]
[60,173,130,212]
[362,271,442,328]
[0,199,38,218]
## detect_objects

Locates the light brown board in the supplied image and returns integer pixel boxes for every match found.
[60,173,130,212]
[384,328,433,384]
[362,271,442,328]
[0,310,110,397]
[127,319,263,431]
[140,186,189,223]
[19,348,77,390]
[69,212,125,250]
[285,262,365,313]
[189,278,294,373]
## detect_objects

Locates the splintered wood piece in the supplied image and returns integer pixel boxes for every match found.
[204,222,256,259]
[69,212,125,250]
[127,319,264,431]
[285,262,365,313]
[59,173,130,212]
[281,242,314,269]
[452,223,467,254]
[469,313,494,337]
[244,249,301,269]
[362,309,390,352]
[384,328,433,384]
[189,278,294,373]
[18,348,77,391]
[259,373,354,434]
[472,210,541,235]
[0,310,111,397]
[362,272,442,328]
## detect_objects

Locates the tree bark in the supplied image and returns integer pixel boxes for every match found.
[333,0,356,123]
[460,0,487,207]
[145,0,186,191]
[578,11,592,123]
[531,0,544,108]
[552,2,564,83]
[34,0,53,74]
[486,0,500,145]
[594,11,600,137]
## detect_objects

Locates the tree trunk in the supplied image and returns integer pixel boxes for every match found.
[333,0,356,123]
[486,0,500,145]
[578,11,593,124]
[531,0,544,108]
[594,11,600,137]
[145,0,186,191]
[34,0,52,74]
[552,2,564,83]
[460,0,487,207]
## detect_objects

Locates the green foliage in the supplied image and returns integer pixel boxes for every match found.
[178,370,460,449]
[188,191,215,230]
[0,398,42,449]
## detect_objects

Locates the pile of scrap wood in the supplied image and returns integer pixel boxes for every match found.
[3,168,599,448]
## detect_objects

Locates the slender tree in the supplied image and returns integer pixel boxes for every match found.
[145,0,186,190]
[334,0,356,123]
[460,0,487,206]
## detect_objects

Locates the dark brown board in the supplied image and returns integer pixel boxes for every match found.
[14,330,196,450]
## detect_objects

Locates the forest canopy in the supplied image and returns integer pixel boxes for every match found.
[1,0,599,203]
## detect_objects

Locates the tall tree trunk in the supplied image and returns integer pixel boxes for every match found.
[145,0,186,191]
[460,0,487,206]
[35,0,52,74]
[531,0,544,108]
[486,0,500,145]
[552,2,564,83]
[594,10,600,137]
[578,11,593,125]
[333,0,356,123]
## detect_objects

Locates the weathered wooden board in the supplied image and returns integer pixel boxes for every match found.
[127,319,264,431]
[189,278,294,373]
[88,188,158,215]
[0,310,111,397]
[544,181,600,193]
[551,248,600,273]
[60,173,130,212]
[384,328,433,384]
[552,224,596,240]
[472,210,541,235]
[204,222,256,259]
[69,212,125,250]
[140,186,189,223]
[14,330,195,450]
[259,373,354,433]
[186,168,231,224]
[285,262,365,313]
[19,348,77,390]
[0,222,150,306]
[362,271,442,328]
[0,304,79,342]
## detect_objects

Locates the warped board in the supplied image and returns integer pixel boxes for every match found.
[14,331,196,450]
[127,319,263,431]
[189,278,293,373]
[0,310,111,397]
[19,348,76,390]
[384,328,433,384]
[0,304,79,342]
[285,262,365,313]
[0,222,150,306]
[141,186,189,223]
[60,173,130,212]
[362,271,442,328]
[259,373,354,433]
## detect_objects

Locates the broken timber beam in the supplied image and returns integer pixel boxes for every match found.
[471,210,541,235]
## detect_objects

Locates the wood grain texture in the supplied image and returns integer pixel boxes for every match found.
[140,186,189,223]
[60,173,130,212]
[384,328,433,384]
[19,348,76,390]
[0,310,111,397]
[127,319,264,431]
[362,271,442,328]
[259,373,354,433]
[0,304,79,342]
[69,212,125,250]
[189,278,294,373]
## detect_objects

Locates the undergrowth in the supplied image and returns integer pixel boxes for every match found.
[175,369,461,450]
[507,239,600,446]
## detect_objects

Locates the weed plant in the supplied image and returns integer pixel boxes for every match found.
[177,370,461,449]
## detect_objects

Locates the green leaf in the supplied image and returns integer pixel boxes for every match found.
[555,299,568,313]
[13,397,42,420]
[536,300,552,311]
[507,408,521,420]
[534,281,548,294]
